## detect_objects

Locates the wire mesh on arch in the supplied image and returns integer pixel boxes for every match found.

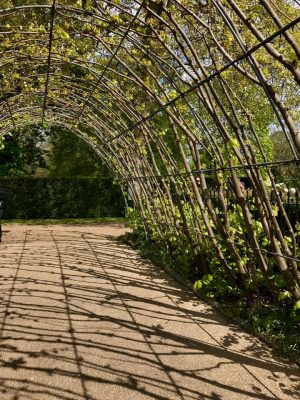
[0,0,299,298]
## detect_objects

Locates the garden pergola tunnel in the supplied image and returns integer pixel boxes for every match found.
[0,1,299,299]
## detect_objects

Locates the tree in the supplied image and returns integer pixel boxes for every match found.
[0,126,48,176]
[47,126,111,177]
[271,131,300,186]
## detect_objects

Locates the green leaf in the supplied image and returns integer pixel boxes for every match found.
[278,291,292,301]
[273,274,286,288]
[193,280,202,291]
[228,138,239,148]
[202,274,213,285]
[293,300,300,311]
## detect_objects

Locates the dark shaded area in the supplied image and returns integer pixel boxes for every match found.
[0,126,48,177]
[0,177,125,219]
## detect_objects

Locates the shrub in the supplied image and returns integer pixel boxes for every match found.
[0,177,125,219]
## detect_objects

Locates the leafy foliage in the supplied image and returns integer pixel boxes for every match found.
[0,126,48,176]
[123,211,300,360]
[0,0,299,355]
[271,131,300,187]
[47,126,112,177]
[0,176,125,219]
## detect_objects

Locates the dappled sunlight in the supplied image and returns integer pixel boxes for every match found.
[0,0,299,339]
[0,225,299,400]
[0,2,299,394]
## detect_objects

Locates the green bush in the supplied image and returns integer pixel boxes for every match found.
[0,177,125,219]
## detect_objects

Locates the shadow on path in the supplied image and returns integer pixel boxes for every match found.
[0,225,299,400]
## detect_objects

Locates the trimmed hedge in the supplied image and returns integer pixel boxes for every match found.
[0,177,125,219]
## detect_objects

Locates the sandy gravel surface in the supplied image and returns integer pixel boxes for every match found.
[0,224,299,400]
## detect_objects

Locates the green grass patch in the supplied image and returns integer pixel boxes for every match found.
[2,217,125,225]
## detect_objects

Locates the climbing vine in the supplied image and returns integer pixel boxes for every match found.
[0,1,299,309]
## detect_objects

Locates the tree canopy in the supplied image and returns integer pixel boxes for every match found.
[0,126,48,175]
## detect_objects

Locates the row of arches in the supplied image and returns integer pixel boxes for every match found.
[0,0,299,298]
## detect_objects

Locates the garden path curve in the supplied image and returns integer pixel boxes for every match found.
[0,224,299,400]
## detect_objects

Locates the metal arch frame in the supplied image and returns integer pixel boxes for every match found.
[41,0,57,124]
[0,0,300,298]
[0,2,298,166]
[108,14,300,147]
[1,4,298,148]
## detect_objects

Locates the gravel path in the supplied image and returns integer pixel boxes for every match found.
[0,224,299,400]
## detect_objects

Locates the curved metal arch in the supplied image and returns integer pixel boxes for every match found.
[0,90,157,184]
[1,2,299,147]
[0,0,300,297]
[0,72,152,148]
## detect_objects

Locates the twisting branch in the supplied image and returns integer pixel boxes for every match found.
[41,0,56,124]
[108,14,300,148]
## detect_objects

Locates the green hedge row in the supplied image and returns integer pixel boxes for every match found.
[0,177,125,219]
